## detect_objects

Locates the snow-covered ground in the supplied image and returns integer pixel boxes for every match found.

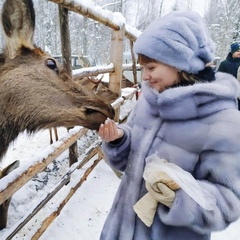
[0,127,121,240]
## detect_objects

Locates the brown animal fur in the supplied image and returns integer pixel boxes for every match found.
[49,76,119,144]
[0,0,115,161]
[74,76,119,104]
[101,74,134,89]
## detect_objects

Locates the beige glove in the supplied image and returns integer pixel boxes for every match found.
[146,181,176,207]
[148,171,180,191]
[133,172,180,227]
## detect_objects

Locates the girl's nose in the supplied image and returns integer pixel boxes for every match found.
[142,69,150,81]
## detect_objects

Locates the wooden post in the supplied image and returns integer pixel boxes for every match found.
[58,6,78,166]
[130,40,139,100]
[59,6,72,76]
[109,24,125,121]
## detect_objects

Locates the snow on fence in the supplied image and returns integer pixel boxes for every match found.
[0,0,141,239]
[48,0,141,42]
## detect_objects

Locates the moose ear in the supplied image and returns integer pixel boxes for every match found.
[1,0,36,59]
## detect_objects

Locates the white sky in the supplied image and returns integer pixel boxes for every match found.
[162,0,209,17]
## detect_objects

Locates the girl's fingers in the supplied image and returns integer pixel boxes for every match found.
[98,119,113,142]
[98,119,123,142]
[106,119,117,141]
[98,123,105,138]
[108,119,117,138]
[104,121,111,140]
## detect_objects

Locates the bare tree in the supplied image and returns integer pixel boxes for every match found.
[205,0,240,59]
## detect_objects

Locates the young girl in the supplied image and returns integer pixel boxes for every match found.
[98,11,240,240]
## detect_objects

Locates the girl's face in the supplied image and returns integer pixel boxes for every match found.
[142,61,180,92]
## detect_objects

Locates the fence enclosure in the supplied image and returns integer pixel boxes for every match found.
[0,1,141,239]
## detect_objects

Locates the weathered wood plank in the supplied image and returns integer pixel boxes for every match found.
[48,0,140,41]
[31,156,102,240]
[0,127,88,205]
[109,25,125,121]
[2,144,101,240]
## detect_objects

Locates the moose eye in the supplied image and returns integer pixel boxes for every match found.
[45,59,59,74]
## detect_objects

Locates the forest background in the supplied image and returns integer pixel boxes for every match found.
[0,0,239,66]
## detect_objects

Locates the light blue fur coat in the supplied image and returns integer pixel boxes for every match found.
[100,73,240,240]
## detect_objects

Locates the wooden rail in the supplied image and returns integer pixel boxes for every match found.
[73,63,141,78]
[48,0,141,42]
[2,143,102,240]
[0,127,88,204]
[0,0,140,238]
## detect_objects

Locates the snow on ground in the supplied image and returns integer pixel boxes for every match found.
[0,127,121,240]
[39,159,120,240]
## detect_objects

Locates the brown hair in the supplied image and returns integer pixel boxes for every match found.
[138,54,157,65]
[178,71,198,83]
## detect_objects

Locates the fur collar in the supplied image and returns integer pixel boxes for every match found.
[141,72,239,120]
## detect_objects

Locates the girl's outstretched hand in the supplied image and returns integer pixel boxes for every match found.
[98,118,124,143]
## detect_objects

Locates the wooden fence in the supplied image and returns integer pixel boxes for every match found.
[0,1,141,239]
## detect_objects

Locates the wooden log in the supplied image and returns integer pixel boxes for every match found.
[48,0,140,42]
[59,6,72,77]
[73,64,114,78]
[31,157,102,240]
[58,6,79,167]
[0,127,88,205]
[2,143,101,240]
[109,25,125,121]
[111,88,137,107]
[73,64,140,79]
[130,40,140,99]
[122,63,141,71]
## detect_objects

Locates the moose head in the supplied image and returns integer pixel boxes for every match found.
[49,76,119,144]
[0,0,115,161]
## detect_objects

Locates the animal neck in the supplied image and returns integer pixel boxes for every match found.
[0,123,21,160]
